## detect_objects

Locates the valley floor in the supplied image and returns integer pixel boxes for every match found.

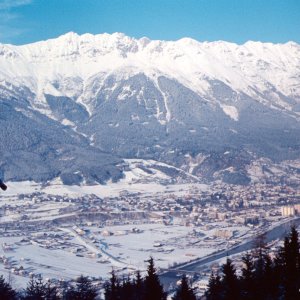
[0,179,298,293]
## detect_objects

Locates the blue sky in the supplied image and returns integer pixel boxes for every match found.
[0,0,299,45]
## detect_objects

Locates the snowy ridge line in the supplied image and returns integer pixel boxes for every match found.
[0,32,299,101]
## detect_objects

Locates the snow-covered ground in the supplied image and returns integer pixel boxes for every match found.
[88,223,215,269]
[2,178,209,199]
[0,217,251,290]
[0,178,294,291]
[0,179,210,289]
[0,235,113,289]
[1,32,299,107]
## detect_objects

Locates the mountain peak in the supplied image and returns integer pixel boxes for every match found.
[2,32,299,50]
[54,31,131,44]
[0,33,300,185]
[0,32,299,101]
[59,31,79,39]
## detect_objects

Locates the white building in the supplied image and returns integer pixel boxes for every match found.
[281,206,295,217]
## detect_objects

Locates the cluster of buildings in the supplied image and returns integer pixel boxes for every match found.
[0,180,299,294]
[280,204,300,216]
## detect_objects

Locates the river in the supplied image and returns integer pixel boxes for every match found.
[159,217,300,288]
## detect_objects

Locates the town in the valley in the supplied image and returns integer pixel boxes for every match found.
[0,172,299,297]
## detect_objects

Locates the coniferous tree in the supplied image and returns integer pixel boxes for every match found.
[204,226,300,300]
[172,275,196,300]
[66,275,97,300]
[289,226,300,267]
[24,277,44,299]
[240,253,255,300]
[262,253,276,300]
[143,257,166,300]
[45,281,59,300]
[253,247,267,300]
[120,275,134,300]
[251,231,270,300]
[253,233,267,252]
[0,275,17,300]
[104,270,149,300]
[134,270,144,300]
[283,226,300,300]
[205,272,222,300]
[105,270,120,300]
[24,277,58,300]
[273,241,286,299]
[221,258,240,300]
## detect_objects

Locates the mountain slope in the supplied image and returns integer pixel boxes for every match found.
[0,33,299,185]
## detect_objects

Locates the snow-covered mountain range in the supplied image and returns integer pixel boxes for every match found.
[1,32,300,185]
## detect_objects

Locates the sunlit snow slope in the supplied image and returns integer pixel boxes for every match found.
[0,33,300,185]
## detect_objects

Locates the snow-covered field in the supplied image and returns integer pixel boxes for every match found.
[3,174,209,199]
[0,178,211,288]
[0,218,250,289]
[88,223,214,269]
[0,236,112,289]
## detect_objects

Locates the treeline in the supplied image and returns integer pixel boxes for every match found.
[0,226,299,299]
[206,226,300,300]
[0,257,194,300]
[104,257,167,300]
